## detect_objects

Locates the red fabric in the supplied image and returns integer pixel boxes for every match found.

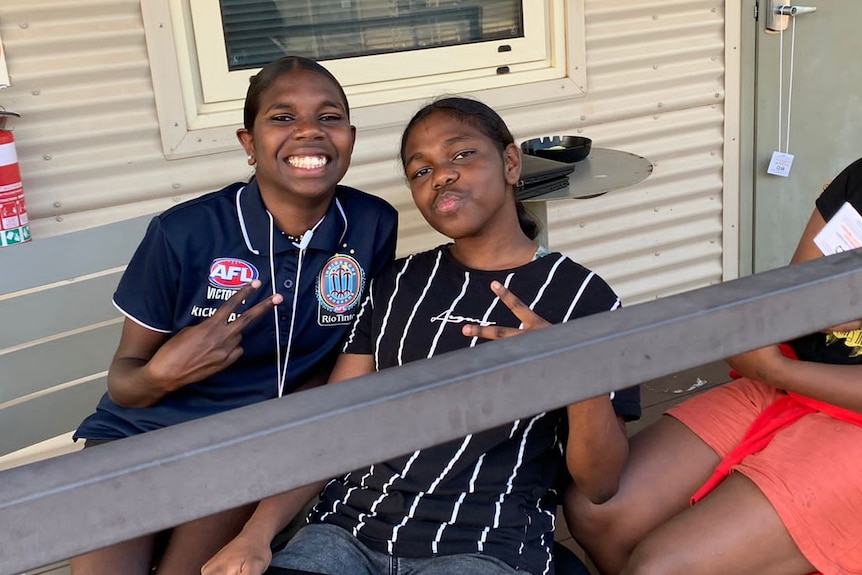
[692,343,862,505]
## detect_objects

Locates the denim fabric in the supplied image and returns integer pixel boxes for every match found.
[269,523,522,575]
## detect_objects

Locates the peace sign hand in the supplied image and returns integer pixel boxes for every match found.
[146,280,282,392]
[461,281,551,341]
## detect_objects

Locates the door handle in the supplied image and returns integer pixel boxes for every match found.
[775,5,816,16]
[767,2,817,33]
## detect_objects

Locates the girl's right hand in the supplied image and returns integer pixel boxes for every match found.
[460,280,551,340]
[146,280,282,393]
[200,532,272,575]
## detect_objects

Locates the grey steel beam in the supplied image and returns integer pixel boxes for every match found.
[2,251,862,574]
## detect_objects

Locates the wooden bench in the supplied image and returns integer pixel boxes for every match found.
[0,215,150,470]
[0,216,150,574]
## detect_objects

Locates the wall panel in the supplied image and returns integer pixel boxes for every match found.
[0,0,731,309]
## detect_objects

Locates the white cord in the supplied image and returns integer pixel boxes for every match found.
[777,14,798,154]
[275,218,324,398]
[279,241,306,397]
[268,213,283,397]
[785,16,797,153]
[778,24,783,151]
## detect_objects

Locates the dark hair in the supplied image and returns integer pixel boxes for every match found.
[243,56,350,131]
[399,97,540,240]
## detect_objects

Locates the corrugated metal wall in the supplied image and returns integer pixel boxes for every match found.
[0,0,730,305]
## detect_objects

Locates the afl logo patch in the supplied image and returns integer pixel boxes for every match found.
[209,258,259,289]
[317,254,364,313]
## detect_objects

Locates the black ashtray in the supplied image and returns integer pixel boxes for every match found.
[521,135,592,163]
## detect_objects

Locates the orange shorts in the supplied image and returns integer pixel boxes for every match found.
[668,378,862,575]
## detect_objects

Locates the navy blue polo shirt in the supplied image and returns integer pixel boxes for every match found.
[75,180,397,440]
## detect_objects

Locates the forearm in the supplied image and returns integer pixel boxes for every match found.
[239,481,326,543]
[565,397,628,504]
[757,358,862,413]
[203,481,326,575]
[106,357,177,408]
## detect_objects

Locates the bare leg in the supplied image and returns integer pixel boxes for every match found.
[564,416,720,575]
[622,473,814,575]
[70,534,157,575]
[155,503,256,575]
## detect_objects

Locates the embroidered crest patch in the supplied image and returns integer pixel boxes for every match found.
[317,254,364,326]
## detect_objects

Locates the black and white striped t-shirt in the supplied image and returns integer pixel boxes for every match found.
[310,246,639,575]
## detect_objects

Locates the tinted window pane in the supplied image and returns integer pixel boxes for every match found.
[221,1,523,70]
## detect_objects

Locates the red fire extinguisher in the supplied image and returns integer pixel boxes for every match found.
[0,113,31,248]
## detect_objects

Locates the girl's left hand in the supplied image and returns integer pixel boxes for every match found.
[461,281,550,340]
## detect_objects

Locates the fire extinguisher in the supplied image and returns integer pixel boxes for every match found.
[0,111,31,247]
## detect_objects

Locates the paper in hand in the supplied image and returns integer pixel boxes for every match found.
[814,202,862,255]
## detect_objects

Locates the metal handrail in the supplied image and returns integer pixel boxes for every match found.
[3,251,862,575]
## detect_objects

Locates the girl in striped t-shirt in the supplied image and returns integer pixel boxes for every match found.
[203,97,639,575]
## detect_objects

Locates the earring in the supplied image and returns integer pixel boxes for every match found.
[247,155,255,166]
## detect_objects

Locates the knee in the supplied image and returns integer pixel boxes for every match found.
[621,538,691,575]
[563,481,624,540]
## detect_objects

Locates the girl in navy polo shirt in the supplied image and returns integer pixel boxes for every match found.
[70,57,397,575]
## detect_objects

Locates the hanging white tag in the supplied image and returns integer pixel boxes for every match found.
[813,202,862,255]
[767,151,794,177]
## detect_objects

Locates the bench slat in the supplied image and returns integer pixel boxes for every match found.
[0,272,123,350]
[0,376,107,457]
[0,216,149,295]
[0,323,120,404]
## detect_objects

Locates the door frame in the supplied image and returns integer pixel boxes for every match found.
[737,0,761,278]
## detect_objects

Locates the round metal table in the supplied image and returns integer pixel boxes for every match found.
[522,148,653,247]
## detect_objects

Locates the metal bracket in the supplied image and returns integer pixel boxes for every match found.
[0,109,20,131]
[767,1,817,33]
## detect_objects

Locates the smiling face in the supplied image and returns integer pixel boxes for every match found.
[402,110,522,242]
[237,69,356,205]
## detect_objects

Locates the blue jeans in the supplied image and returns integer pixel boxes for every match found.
[269,523,522,575]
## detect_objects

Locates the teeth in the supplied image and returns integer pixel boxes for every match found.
[288,155,328,169]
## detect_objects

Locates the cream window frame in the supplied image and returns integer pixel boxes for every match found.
[141,0,587,160]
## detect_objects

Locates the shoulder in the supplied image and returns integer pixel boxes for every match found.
[371,246,444,284]
[835,157,862,182]
[394,246,444,270]
[534,253,620,316]
[335,185,398,221]
[542,253,612,288]
[818,158,862,218]
[155,182,245,229]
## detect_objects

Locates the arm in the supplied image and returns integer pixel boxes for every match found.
[790,207,862,332]
[106,319,171,407]
[463,281,629,502]
[108,281,281,408]
[202,352,376,575]
[789,208,827,265]
[565,399,628,504]
[327,352,376,384]
[727,345,862,413]
[201,482,325,575]
[726,205,862,411]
